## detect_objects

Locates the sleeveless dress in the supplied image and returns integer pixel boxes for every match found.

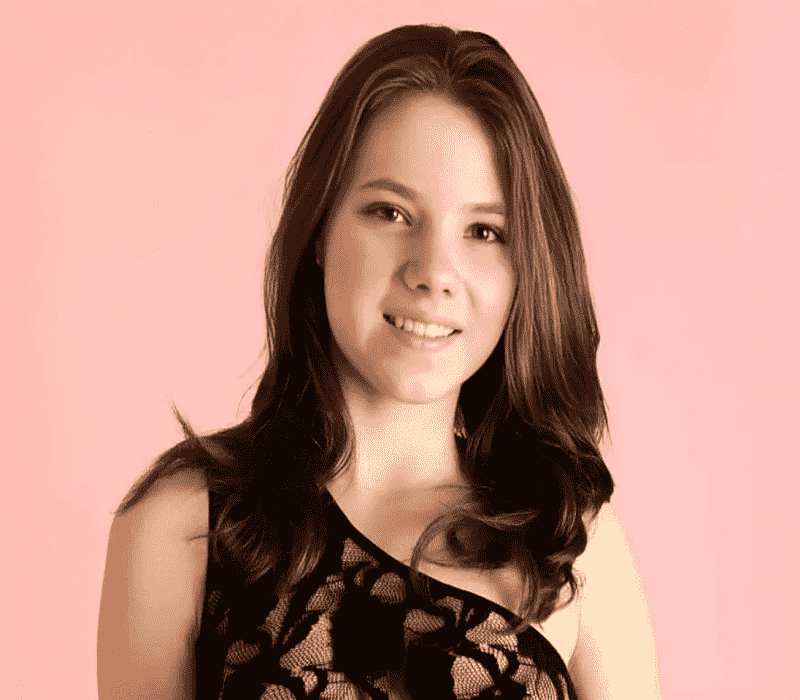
[194,490,577,700]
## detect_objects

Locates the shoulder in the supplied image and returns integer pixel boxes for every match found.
[574,502,649,620]
[98,468,210,698]
[577,502,624,571]
[107,467,210,606]
[531,504,608,665]
[118,468,210,539]
[102,466,210,621]
[569,502,662,699]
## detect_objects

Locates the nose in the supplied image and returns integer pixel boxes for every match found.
[401,226,458,297]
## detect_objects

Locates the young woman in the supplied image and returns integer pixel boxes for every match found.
[97,24,661,700]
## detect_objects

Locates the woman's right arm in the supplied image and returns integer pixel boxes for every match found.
[97,470,210,700]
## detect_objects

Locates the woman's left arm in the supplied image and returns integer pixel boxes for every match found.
[568,503,662,700]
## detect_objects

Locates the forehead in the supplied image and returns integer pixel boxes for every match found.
[345,93,505,205]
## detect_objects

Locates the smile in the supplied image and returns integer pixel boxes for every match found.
[383,314,461,339]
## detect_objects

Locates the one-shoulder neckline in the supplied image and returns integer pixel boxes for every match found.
[322,489,570,672]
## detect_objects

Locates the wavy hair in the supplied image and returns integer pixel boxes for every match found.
[118,24,613,629]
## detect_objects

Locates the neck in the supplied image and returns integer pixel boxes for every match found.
[331,376,464,498]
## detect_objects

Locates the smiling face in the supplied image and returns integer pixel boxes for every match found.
[318,93,515,407]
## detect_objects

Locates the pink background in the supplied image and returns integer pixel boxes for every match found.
[4,1,798,698]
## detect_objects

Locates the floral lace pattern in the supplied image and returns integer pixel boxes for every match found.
[195,493,576,699]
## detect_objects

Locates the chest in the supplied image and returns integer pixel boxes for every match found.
[330,486,581,666]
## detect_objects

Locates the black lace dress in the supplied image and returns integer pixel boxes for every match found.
[195,490,576,699]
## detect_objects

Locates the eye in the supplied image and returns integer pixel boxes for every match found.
[470,224,504,244]
[364,205,409,225]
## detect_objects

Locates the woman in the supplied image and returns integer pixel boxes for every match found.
[97,24,661,699]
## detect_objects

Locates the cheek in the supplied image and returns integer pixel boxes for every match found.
[477,263,515,333]
[327,231,358,286]
[325,229,392,326]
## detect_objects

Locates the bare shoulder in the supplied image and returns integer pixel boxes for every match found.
[569,502,662,700]
[582,501,605,542]
[121,468,209,536]
[575,502,622,572]
[98,468,210,700]
[534,503,611,666]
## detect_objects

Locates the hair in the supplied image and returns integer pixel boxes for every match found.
[118,24,613,630]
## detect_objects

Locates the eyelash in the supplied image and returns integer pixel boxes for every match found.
[364,205,505,244]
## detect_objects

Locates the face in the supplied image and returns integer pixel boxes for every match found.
[319,93,515,406]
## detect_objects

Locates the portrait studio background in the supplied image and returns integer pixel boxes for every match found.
[3,2,798,699]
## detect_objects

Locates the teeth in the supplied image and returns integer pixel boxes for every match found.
[387,315,456,339]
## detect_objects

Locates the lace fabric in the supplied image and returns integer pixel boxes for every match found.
[195,491,576,699]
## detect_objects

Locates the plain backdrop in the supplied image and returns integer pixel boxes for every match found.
[3,1,799,698]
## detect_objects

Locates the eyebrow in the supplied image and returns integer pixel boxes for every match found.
[358,178,505,216]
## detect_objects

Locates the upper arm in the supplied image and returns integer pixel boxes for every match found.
[568,503,662,700]
[97,470,210,700]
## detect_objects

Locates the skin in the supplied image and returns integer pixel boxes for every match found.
[320,88,567,639]
[319,90,582,655]
[319,93,662,698]
[319,93,514,496]
[97,92,661,700]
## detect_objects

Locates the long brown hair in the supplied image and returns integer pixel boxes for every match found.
[118,24,613,627]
